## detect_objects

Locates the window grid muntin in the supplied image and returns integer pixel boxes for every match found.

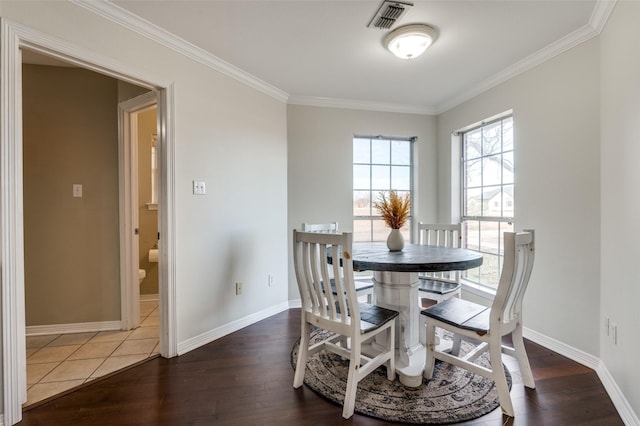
[461,116,513,288]
[353,136,414,242]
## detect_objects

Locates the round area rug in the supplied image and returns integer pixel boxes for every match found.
[291,328,511,424]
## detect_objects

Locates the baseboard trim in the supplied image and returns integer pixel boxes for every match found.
[523,326,600,370]
[597,361,640,426]
[176,301,290,355]
[289,299,302,309]
[140,293,159,302]
[26,321,122,336]
[523,326,638,424]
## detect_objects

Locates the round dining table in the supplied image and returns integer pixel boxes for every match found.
[351,242,483,387]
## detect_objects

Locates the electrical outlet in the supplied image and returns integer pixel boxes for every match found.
[235,282,243,295]
[611,322,618,345]
[72,184,83,198]
[193,180,206,195]
[268,274,274,287]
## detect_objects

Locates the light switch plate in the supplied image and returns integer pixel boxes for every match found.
[193,181,206,195]
[73,184,83,198]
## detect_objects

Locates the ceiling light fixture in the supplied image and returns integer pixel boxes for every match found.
[384,24,437,59]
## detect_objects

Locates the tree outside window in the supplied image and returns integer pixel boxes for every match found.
[461,116,514,288]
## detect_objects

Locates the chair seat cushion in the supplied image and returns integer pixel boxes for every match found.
[358,303,399,334]
[420,297,490,334]
[418,278,461,295]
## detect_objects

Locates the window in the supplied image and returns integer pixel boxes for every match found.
[461,115,514,288]
[353,136,414,242]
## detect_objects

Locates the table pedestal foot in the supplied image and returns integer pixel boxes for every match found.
[395,344,426,387]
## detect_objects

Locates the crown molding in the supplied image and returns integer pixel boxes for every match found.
[288,95,436,115]
[436,0,617,114]
[71,0,289,103]
[74,0,616,117]
[590,0,617,34]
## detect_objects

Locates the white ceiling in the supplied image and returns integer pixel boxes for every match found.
[80,1,612,113]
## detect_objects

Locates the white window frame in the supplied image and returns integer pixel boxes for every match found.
[353,135,415,243]
[459,113,514,290]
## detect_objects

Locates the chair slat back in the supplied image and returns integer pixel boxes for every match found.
[492,230,535,326]
[417,223,462,283]
[301,222,340,280]
[293,230,359,330]
[301,222,339,233]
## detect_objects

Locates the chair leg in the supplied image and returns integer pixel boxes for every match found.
[335,335,349,349]
[489,336,514,417]
[451,334,462,356]
[423,321,437,379]
[512,324,535,388]
[293,319,310,388]
[386,322,395,381]
[342,344,361,419]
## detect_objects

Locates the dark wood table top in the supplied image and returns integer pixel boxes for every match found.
[349,242,483,273]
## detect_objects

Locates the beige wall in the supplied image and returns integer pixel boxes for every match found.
[23,64,121,325]
[118,80,150,103]
[137,107,158,295]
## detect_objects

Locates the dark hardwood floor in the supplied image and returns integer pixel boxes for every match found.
[19,309,623,425]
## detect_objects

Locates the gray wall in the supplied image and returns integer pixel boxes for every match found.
[437,38,601,355]
[287,105,437,299]
[3,0,289,357]
[600,0,640,415]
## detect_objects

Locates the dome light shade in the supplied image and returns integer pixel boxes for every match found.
[384,24,437,59]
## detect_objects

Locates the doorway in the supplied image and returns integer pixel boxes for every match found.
[118,92,159,331]
[1,20,177,425]
[21,61,162,406]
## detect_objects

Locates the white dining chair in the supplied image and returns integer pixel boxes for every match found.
[421,230,536,417]
[301,222,339,233]
[292,230,398,419]
[416,223,463,307]
[301,222,374,303]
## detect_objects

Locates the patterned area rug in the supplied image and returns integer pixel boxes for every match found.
[291,329,511,424]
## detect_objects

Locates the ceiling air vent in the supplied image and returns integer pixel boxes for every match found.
[367,1,413,29]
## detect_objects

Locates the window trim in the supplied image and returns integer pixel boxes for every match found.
[457,112,514,290]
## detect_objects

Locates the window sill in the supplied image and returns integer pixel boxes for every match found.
[461,279,495,304]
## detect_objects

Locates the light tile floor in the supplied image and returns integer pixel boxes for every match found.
[24,296,159,407]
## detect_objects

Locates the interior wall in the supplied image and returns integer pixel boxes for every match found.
[22,64,121,325]
[117,80,150,103]
[137,107,158,295]
[436,38,601,356]
[600,0,640,415]
[2,0,289,352]
[287,104,437,299]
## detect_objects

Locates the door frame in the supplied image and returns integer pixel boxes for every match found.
[118,93,158,331]
[0,19,178,425]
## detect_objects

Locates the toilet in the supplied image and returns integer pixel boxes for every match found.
[138,269,146,284]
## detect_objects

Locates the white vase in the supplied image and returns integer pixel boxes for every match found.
[386,228,404,251]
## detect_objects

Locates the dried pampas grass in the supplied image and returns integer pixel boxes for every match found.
[374,190,410,229]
